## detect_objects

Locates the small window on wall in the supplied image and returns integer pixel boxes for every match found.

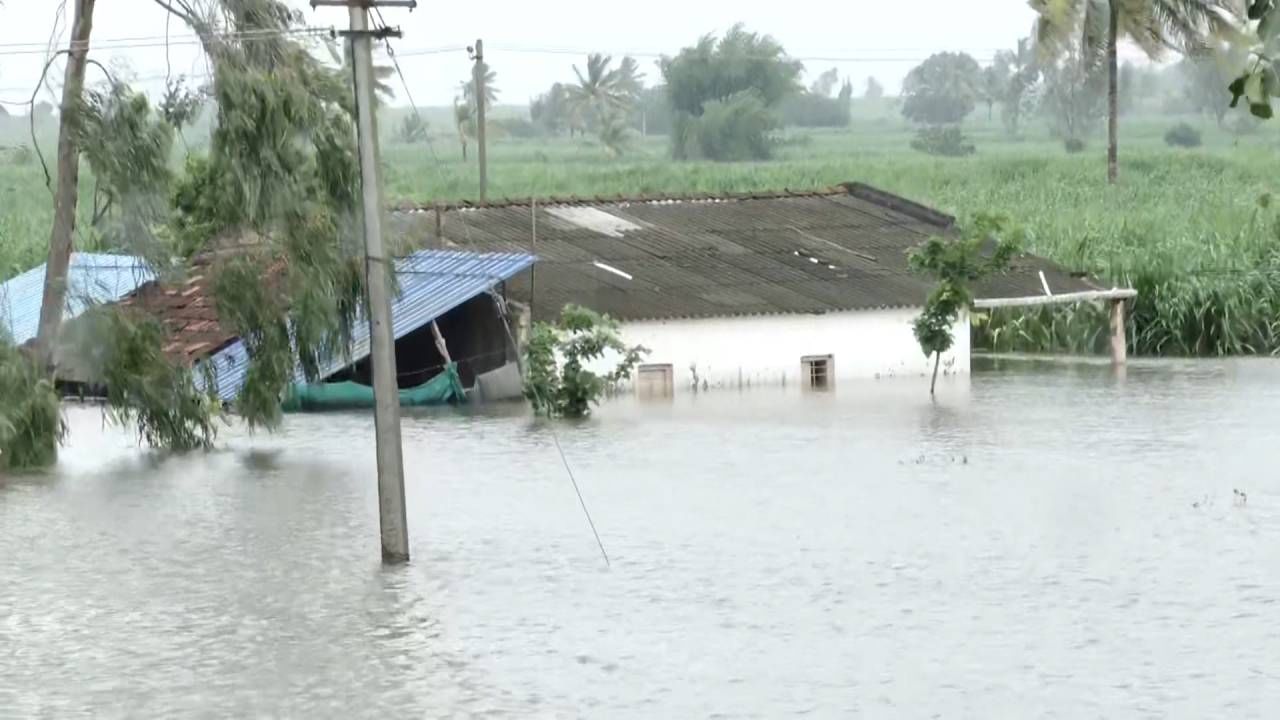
[637,363,675,399]
[802,355,833,390]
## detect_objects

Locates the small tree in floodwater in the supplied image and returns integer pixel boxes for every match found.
[524,305,647,418]
[910,215,1021,395]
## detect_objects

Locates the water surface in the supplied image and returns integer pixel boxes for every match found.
[3,359,1279,718]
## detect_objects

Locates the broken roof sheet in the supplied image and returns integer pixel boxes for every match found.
[389,183,1106,322]
[201,249,535,402]
[0,253,154,345]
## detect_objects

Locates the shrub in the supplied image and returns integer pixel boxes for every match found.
[910,126,975,157]
[673,90,779,161]
[10,145,34,166]
[523,305,647,418]
[1164,122,1202,148]
[1063,137,1086,153]
[0,340,65,471]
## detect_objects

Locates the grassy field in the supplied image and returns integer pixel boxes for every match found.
[4,104,1280,355]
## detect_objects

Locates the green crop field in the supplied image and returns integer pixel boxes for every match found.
[5,103,1280,356]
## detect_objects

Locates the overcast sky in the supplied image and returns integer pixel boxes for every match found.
[1,0,1154,111]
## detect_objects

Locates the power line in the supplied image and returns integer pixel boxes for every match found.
[0,26,334,57]
[481,44,1002,64]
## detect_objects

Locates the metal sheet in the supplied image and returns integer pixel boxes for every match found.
[0,253,154,345]
[203,249,535,402]
[396,184,1107,323]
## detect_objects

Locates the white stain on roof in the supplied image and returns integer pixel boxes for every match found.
[546,206,642,237]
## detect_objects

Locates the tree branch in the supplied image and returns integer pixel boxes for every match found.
[150,0,198,29]
[29,48,117,194]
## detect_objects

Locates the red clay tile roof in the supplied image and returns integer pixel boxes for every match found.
[118,266,236,366]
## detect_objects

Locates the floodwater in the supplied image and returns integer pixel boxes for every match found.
[3,358,1280,718]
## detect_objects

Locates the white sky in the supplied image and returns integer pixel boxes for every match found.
[0,0,1155,111]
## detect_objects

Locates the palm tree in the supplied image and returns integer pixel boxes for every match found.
[1031,0,1241,183]
[567,54,642,129]
[453,94,475,160]
[463,62,499,113]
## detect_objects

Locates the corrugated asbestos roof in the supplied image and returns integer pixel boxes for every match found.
[201,249,534,401]
[388,182,1105,323]
[0,253,154,345]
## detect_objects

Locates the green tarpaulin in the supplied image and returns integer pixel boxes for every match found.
[281,363,466,412]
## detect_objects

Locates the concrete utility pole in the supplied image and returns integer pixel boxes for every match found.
[471,38,487,202]
[35,0,96,369]
[313,0,415,563]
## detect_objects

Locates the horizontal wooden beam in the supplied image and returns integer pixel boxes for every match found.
[973,288,1138,309]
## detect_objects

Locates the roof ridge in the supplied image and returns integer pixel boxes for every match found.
[390,186,851,214]
[839,182,956,228]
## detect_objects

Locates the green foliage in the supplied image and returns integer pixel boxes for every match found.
[0,340,64,471]
[909,215,1021,393]
[396,112,428,144]
[162,0,365,430]
[630,86,673,135]
[1179,49,1238,124]
[781,88,852,128]
[1040,47,1105,142]
[531,82,573,135]
[523,305,648,418]
[170,154,239,257]
[563,54,644,155]
[661,24,802,160]
[77,81,174,252]
[10,145,33,166]
[1164,122,1203,146]
[901,52,982,125]
[1064,136,1087,153]
[910,126,975,156]
[864,76,885,100]
[462,61,500,112]
[1001,39,1042,136]
[159,76,208,129]
[1229,1,1280,118]
[90,308,219,451]
[674,90,778,161]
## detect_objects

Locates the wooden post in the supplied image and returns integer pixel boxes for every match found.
[1109,298,1127,365]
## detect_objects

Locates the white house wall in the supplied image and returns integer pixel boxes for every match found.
[590,308,969,392]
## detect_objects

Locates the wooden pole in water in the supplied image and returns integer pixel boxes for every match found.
[1109,298,1127,365]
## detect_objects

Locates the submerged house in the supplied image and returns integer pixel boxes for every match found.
[115,249,534,405]
[392,183,1134,393]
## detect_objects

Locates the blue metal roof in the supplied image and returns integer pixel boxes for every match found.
[0,253,154,345]
[201,249,536,402]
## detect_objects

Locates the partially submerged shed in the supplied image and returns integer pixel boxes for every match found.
[0,253,154,346]
[0,253,156,385]
[392,183,1134,392]
[118,249,534,404]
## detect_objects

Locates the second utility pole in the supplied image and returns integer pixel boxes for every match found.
[315,0,413,563]
[472,38,487,202]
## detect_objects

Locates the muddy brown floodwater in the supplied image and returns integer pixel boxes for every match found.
[3,358,1280,718]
